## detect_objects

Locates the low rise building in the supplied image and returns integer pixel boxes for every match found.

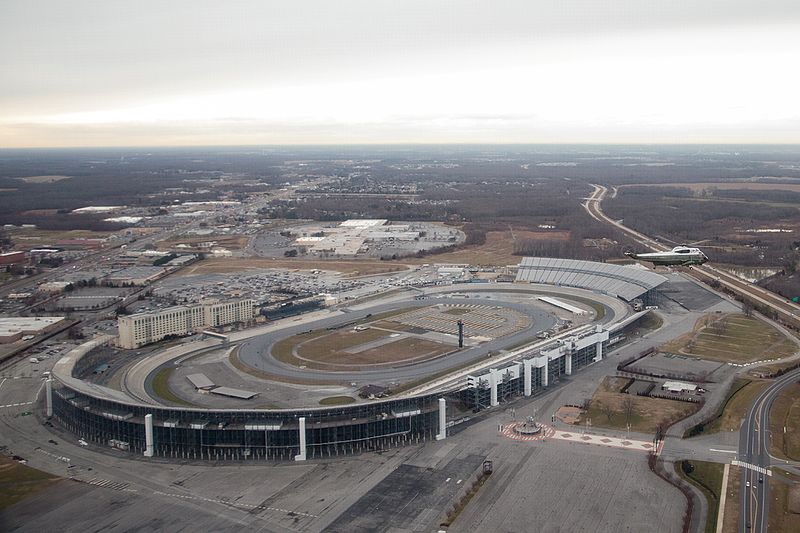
[118,299,255,349]
[0,251,26,266]
[105,266,167,286]
[0,316,66,344]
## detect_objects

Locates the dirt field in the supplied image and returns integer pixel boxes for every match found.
[577,376,700,434]
[661,313,796,363]
[299,328,389,356]
[177,257,411,277]
[404,230,526,266]
[332,337,452,366]
[9,228,113,244]
[770,382,800,461]
[15,175,71,183]
[769,469,800,532]
[274,325,452,370]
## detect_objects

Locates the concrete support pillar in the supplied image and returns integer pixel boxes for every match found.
[144,414,154,457]
[294,417,307,461]
[541,357,549,387]
[595,341,603,362]
[523,360,533,396]
[45,378,53,418]
[489,369,499,407]
[565,352,573,376]
[436,398,447,440]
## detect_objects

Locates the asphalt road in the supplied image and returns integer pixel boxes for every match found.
[738,367,800,532]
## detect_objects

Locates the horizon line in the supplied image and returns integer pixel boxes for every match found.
[3,141,800,151]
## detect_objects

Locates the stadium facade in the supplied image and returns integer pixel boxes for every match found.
[48,258,666,462]
[49,315,649,461]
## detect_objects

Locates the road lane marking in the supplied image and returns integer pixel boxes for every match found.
[152,490,319,517]
[0,401,34,408]
[709,448,737,454]
[731,460,772,476]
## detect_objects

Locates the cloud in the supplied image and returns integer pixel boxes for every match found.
[1,2,799,146]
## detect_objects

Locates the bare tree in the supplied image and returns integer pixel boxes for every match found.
[742,300,754,317]
[601,402,615,423]
[623,397,636,425]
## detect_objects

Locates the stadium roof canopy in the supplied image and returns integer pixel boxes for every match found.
[516,257,667,301]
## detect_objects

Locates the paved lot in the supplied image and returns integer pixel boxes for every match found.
[660,273,723,311]
[629,351,731,382]
[326,454,486,533]
[451,443,683,533]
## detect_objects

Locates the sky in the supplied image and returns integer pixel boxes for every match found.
[1,0,799,147]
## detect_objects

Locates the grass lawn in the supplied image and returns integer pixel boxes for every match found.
[721,466,741,533]
[768,468,800,532]
[299,328,390,357]
[151,367,196,407]
[577,377,700,434]
[638,311,664,332]
[0,455,61,511]
[228,347,339,385]
[319,396,356,406]
[443,308,473,316]
[677,460,724,533]
[686,378,769,437]
[769,383,800,461]
[661,313,795,363]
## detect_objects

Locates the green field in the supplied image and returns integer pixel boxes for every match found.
[662,313,796,363]
[677,460,724,533]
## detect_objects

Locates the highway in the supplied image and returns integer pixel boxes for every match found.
[737,367,800,532]
[583,184,800,329]
[584,182,800,531]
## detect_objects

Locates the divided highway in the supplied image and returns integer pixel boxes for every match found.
[738,367,800,533]
[584,184,800,328]
[584,183,800,532]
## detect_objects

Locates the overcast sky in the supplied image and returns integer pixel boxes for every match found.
[1,0,799,147]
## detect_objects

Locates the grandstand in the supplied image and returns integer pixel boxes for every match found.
[516,257,667,302]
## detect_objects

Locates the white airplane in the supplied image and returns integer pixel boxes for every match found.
[625,245,708,266]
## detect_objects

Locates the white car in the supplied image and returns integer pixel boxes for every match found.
[746,481,751,487]
[78,439,88,447]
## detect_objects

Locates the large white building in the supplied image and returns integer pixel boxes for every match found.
[118,299,254,349]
